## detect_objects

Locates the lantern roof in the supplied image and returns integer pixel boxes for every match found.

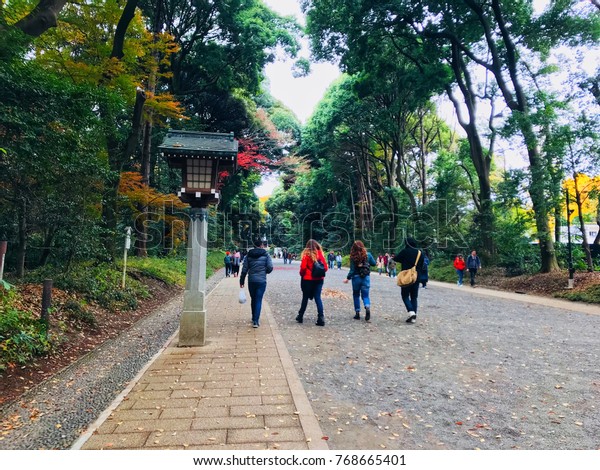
[159,130,238,159]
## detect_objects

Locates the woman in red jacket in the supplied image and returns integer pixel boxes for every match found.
[453,254,466,286]
[296,239,328,326]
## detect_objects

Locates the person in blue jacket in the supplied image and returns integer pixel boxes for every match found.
[240,238,273,328]
[343,240,377,322]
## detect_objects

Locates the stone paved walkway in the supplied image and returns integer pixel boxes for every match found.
[73,276,328,450]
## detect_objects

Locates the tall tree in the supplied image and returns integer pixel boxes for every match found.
[304,0,599,271]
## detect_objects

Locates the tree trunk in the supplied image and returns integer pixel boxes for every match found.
[480,0,559,271]
[16,199,27,277]
[39,227,56,266]
[573,175,594,271]
[594,200,600,245]
[444,50,495,260]
[12,0,68,37]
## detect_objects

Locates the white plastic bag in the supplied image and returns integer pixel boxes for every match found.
[239,289,247,304]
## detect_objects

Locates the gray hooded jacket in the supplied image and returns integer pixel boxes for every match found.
[240,248,273,285]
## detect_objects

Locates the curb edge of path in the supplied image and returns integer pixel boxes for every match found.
[70,296,185,450]
[428,280,600,316]
[262,301,329,450]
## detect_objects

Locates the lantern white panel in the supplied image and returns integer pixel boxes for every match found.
[186,159,213,190]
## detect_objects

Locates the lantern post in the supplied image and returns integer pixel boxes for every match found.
[159,131,238,346]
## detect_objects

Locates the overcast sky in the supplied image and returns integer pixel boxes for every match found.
[262,0,340,124]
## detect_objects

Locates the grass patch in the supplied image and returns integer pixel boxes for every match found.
[125,251,226,288]
[554,284,600,303]
[126,257,187,286]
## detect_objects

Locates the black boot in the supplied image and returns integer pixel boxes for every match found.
[353,312,360,320]
[365,307,371,322]
[316,314,325,326]
[295,313,303,323]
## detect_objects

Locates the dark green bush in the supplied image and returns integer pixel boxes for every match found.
[0,290,52,372]
[23,262,149,311]
[62,299,97,328]
[555,284,600,303]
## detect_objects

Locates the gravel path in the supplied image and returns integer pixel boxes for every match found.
[2,260,599,451]
[265,259,600,450]
[0,271,224,450]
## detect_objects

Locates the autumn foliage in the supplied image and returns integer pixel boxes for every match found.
[236,137,275,173]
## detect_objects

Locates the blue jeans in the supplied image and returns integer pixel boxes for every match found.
[456,269,464,285]
[248,281,267,324]
[351,275,371,312]
[298,279,324,320]
[401,282,419,314]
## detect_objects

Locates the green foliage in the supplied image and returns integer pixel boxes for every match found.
[207,251,228,276]
[494,215,541,276]
[126,257,187,287]
[62,299,98,329]
[0,289,52,372]
[23,263,149,312]
[427,260,459,283]
[125,252,228,287]
[555,284,600,304]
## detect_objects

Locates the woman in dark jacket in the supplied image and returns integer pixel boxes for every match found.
[296,239,328,326]
[240,238,273,328]
[393,237,424,324]
[343,240,377,322]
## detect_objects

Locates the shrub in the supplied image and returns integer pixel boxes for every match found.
[23,262,149,311]
[428,261,458,283]
[0,290,52,372]
[555,284,600,304]
[62,299,97,328]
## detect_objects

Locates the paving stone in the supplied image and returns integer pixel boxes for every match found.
[227,427,305,444]
[191,416,265,430]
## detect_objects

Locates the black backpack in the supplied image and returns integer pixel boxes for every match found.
[357,263,371,278]
[312,259,326,278]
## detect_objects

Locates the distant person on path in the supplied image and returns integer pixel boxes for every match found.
[393,237,424,324]
[336,252,343,269]
[240,238,273,328]
[377,255,384,275]
[343,240,377,322]
[467,250,482,287]
[224,251,232,277]
[232,250,241,277]
[420,250,430,288]
[453,254,466,286]
[327,250,335,269]
[282,248,288,264]
[296,239,328,326]
[387,257,397,278]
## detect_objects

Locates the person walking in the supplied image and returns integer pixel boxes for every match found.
[240,238,273,328]
[296,239,328,326]
[376,255,384,275]
[393,237,424,324]
[420,250,430,288]
[466,250,482,287]
[453,254,466,286]
[343,240,377,322]
[224,251,232,277]
[232,250,241,277]
[327,250,335,270]
[387,257,397,278]
[336,252,343,269]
